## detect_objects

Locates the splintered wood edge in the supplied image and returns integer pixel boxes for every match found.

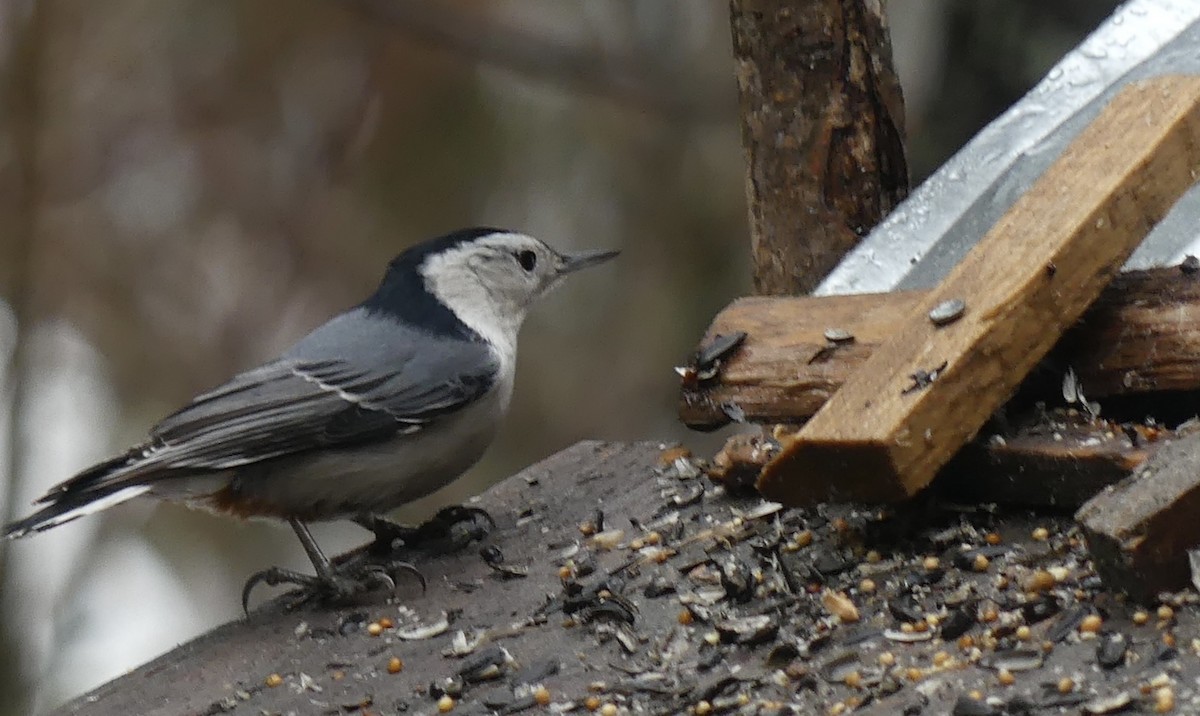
[759,75,1200,506]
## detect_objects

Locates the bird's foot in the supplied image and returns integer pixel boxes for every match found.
[242,560,425,614]
[363,505,496,557]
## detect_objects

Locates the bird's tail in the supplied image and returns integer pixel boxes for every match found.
[3,456,151,538]
[3,485,151,538]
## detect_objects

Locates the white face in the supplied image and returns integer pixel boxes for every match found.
[419,232,614,358]
[458,233,569,311]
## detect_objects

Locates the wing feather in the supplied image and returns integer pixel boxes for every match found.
[43,336,498,502]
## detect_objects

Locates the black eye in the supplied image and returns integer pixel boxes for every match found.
[516,250,537,271]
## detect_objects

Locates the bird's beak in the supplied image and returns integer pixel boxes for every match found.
[559,249,620,274]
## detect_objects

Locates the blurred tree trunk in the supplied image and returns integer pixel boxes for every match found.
[0,2,46,714]
[729,0,909,295]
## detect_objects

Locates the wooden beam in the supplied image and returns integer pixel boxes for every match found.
[679,266,1200,430]
[936,419,1159,509]
[705,412,1163,509]
[756,76,1200,506]
[729,0,908,295]
[1077,431,1200,602]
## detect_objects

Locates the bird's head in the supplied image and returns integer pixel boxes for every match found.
[367,228,618,349]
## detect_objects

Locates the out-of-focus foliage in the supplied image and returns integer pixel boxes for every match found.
[0,0,1117,712]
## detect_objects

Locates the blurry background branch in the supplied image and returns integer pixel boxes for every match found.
[349,0,735,124]
[0,2,47,713]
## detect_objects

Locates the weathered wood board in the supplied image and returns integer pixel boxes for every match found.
[757,76,1200,506]
[681,266,1200,431]
[51,439,1200,715]
[1078,432,1200,602]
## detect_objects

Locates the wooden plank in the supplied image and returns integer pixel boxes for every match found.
[757,76,1200,506]
[53,441,668,715]
[706,412,1163,509]
[55,436,1200,715]
[936,418,1160,509]
[679,265,1200,430]
[1077,431,1200,602]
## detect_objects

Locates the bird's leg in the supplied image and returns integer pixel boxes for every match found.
[291,518,338,582]
[241,518,424,613]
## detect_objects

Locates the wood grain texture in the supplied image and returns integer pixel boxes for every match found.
[1078,432,1200,602]
[51,441,667,716]
[937,421,1158,509]
[680,266,1200,430]
[729,0,908,295]
[757,76,1200,506]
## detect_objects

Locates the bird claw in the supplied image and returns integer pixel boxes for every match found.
[365,505,496,556]
[241,560,426,614]
[380,559,427,592]
[434,505,496,549]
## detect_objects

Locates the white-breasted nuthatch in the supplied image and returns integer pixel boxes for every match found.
[3,227,618,607]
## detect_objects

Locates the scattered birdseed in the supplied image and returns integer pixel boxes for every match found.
[1025,570,1056,593]
[1134,610,1151,626]
[437,695,455,713]
[1080,615,1103,634]
[997,668,1015,686]
[265,673,283,688]
[822,590,860,623]
[1058,677,1075,693]
[1158,605,1176,622]
[584,696,602,711]
[533,686,551,706]
[1154,686,1175,713]
[589,529,624,550]
[1032,527,1050,541]
[367,622,384,637]
[387,657,403,674]
[600,704,618,716]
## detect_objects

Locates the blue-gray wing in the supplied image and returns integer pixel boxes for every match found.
[45,311,499,498]
[148,355,495,469]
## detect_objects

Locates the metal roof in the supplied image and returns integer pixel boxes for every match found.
[817,0,1200,296]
